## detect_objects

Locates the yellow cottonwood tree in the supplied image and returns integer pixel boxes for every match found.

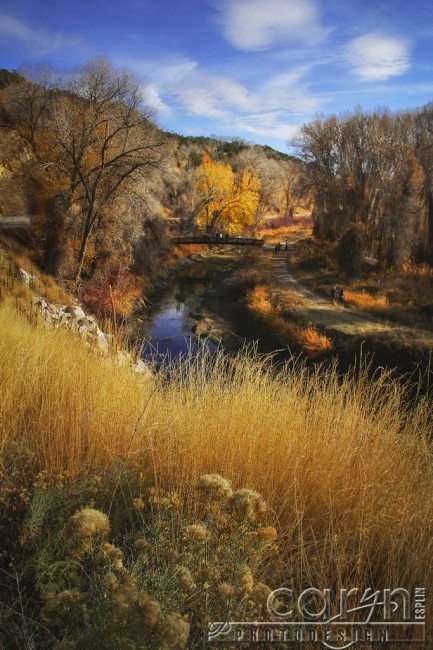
[194,153,260,234]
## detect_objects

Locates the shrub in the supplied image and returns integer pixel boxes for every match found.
[4,474,275,648]
[345,290,388,310]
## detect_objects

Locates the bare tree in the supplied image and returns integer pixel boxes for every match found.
[414,103,433,259]
[2,64,54,158]
[292,108,425,268]
[48,58,165,281]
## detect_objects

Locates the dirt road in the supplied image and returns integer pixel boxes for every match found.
[264,247,433,348]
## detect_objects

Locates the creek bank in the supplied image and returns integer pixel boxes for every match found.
[138,243,428,379]
[20,268,151,377]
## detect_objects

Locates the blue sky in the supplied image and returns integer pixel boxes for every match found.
[1,0,432,152]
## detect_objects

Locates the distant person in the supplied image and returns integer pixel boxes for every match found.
[275,244,278,254]
[331,286,337,302]
[285,239,288,250]
[277,241,282,252]
[339,288,345,307]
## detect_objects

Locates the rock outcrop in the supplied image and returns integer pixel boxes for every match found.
[31,295,111,354]
[23,270,151,377]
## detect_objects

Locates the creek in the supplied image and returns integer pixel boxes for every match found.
[138,254,237,362]
[134,251,432,395]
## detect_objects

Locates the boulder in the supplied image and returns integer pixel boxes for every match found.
[95,329,109,354]
[133,359,153,380]
[32,296,48,311]
[18,268,36,286]
[64,305,86,320]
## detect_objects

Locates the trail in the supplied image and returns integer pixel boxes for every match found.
[0,216,31,229]
[263,246,433,348]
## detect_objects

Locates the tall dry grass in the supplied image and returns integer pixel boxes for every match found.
[1,299,433,637]
[246,284,332,355]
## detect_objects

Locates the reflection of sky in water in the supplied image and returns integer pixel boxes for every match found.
[142,300,218,362]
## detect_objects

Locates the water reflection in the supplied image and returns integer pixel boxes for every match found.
[142,265,218,362]
[141,289,218,363]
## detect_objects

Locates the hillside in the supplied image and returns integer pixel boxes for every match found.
[0,243,432,648]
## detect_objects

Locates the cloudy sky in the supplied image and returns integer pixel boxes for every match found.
[1,0,432,151]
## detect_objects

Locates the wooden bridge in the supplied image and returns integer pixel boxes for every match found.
[172,235,264,246]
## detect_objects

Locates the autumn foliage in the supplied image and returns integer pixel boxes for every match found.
[194,153,260,234]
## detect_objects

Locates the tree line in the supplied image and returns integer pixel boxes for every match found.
[2,61,432,290]
[0,61,307,289]
[293,106,433,275]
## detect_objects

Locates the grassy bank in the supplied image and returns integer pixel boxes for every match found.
[1,296,432,647]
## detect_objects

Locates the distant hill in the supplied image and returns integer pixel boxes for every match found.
[164,131,296,163]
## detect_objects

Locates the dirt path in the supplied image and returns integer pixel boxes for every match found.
[263,246,433,348]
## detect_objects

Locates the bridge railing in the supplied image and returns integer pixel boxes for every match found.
[172,236,264,246]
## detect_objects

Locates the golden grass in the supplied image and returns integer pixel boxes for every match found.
[246,285,332,355]
[257,214,313,238]
[345,289,389,310]
[297,325,333,354]
[1,298,433,636]
[0,241,72,306]
[402,261,433,278]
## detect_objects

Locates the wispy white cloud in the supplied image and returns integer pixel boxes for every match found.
[216,0,329,51]
[344,32,410,81]
[0,13,83,56]
[148,59,324,142]
[143,83,172,115]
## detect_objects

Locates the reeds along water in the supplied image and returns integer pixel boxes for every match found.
[1,298,433,641]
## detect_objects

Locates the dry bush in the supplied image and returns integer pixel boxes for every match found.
[297,325,333,354]
[345,289,389,310]
[401,261,433,278]
[0,241,72,306]
[257,213,313,234]
[6,475,273,648]
[291,237,337,273]
[246,284,274,315]
[83,270,144,319]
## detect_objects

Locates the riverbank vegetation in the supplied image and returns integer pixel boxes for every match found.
[294,106,433,272]
[287,233,433,329]
[1,292,432,647]
[2,59,433,649]
[224,249,332,356]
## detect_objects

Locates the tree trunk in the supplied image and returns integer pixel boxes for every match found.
[75,217,94,283]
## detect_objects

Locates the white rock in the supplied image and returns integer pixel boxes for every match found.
[57,313,70,328]
[133,359,153,379]
[64,305,86,320]
[18,268,36,286]
[95,329,109,354]
[32,296,47,310]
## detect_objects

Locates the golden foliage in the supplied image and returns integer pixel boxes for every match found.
[245,284,332,355]
[345,289,389,310]
[195,153,260,234]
